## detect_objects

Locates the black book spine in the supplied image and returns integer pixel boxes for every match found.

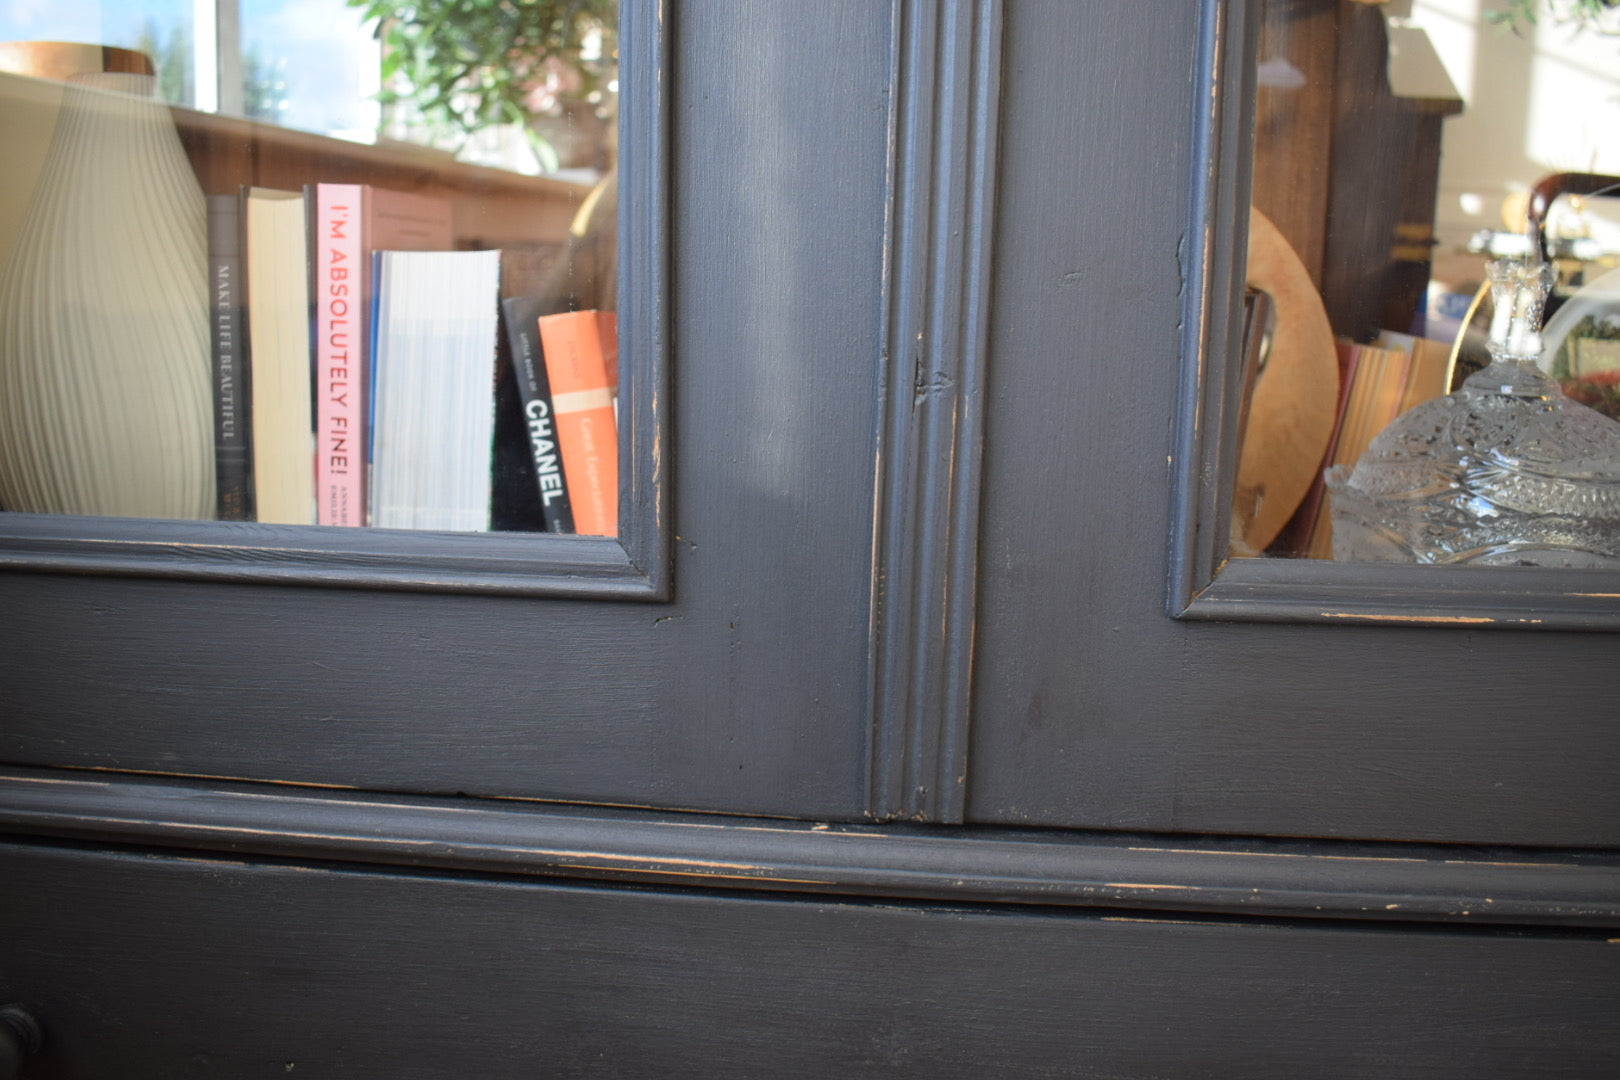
[207,193,253,520]
[500,295,575,533]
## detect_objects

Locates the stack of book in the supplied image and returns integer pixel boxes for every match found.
[206,182,619,536]
[1272,331,1454,558]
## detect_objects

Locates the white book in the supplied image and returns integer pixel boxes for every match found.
[369,249,502,532]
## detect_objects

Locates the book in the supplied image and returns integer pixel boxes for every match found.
[243,187,316,525]
[368,249,503,532]
[1376,330,1454,418]
[1298,331,1454,557]
[1269,339,1358,558]
[1302,342,1411,559]
[538,309,619,537]
[489,328,546,533]
[206,193,252,520]
[308,183,453,526]
[499,294,576,533]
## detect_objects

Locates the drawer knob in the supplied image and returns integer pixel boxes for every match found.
[0,1007,42,1079]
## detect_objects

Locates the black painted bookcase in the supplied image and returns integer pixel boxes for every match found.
[1,2,1616,1075]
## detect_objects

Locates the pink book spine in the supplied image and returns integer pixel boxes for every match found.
[312,184,365,526]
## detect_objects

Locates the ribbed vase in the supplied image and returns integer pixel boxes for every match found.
[0,71,214,518]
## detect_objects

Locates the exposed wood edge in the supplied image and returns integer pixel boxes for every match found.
[2,768,1617,927]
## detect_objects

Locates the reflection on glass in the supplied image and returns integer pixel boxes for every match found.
[0,1,619,535]
[239,0,380,140]
[0,2,201,108]
[1234,0,1620,563]
[353,0,618,179]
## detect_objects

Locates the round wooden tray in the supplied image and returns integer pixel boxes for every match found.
[1233,207,1340,554]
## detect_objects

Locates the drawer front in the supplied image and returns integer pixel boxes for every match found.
[2,841,1617,1078]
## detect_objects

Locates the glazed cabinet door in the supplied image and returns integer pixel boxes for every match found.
[0,1,941,819]
[963,0,1620,845]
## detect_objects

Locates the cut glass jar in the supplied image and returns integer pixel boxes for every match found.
[1326,259,1620,567]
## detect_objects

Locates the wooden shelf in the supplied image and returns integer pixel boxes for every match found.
[0,67,591,256]
[172,105,594,251]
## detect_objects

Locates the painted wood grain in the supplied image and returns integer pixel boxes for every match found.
[2,842,1616,1079]
[4,768,1618,926]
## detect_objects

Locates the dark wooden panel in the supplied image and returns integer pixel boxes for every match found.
[2,842,1617,1079]
[0,0,896,819]
[966,0,1620,845]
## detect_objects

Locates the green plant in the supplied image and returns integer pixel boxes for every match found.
[1489,0,1620,36]
[346,0,616,172]
[243,49,292,124]
[132,20,193,106]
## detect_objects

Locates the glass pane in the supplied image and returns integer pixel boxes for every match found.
[0,1,621,536]
[238,0,380,140]
[1232,0,1620,566]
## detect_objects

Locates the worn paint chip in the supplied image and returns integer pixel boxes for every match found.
[1319,612,1503,625]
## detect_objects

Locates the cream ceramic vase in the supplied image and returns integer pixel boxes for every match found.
[0,70,214,518]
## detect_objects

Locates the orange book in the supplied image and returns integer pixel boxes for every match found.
[538,310,619,536]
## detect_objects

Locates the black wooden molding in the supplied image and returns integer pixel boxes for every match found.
[612,0,671,601]
[4,767,1617,927]
[0,0,670,603]
[1168,0,1257,617]
[869,0,1001,824]
[1165,0,1620,631]
[0,515,655,599]
[1185,556,1620,631]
